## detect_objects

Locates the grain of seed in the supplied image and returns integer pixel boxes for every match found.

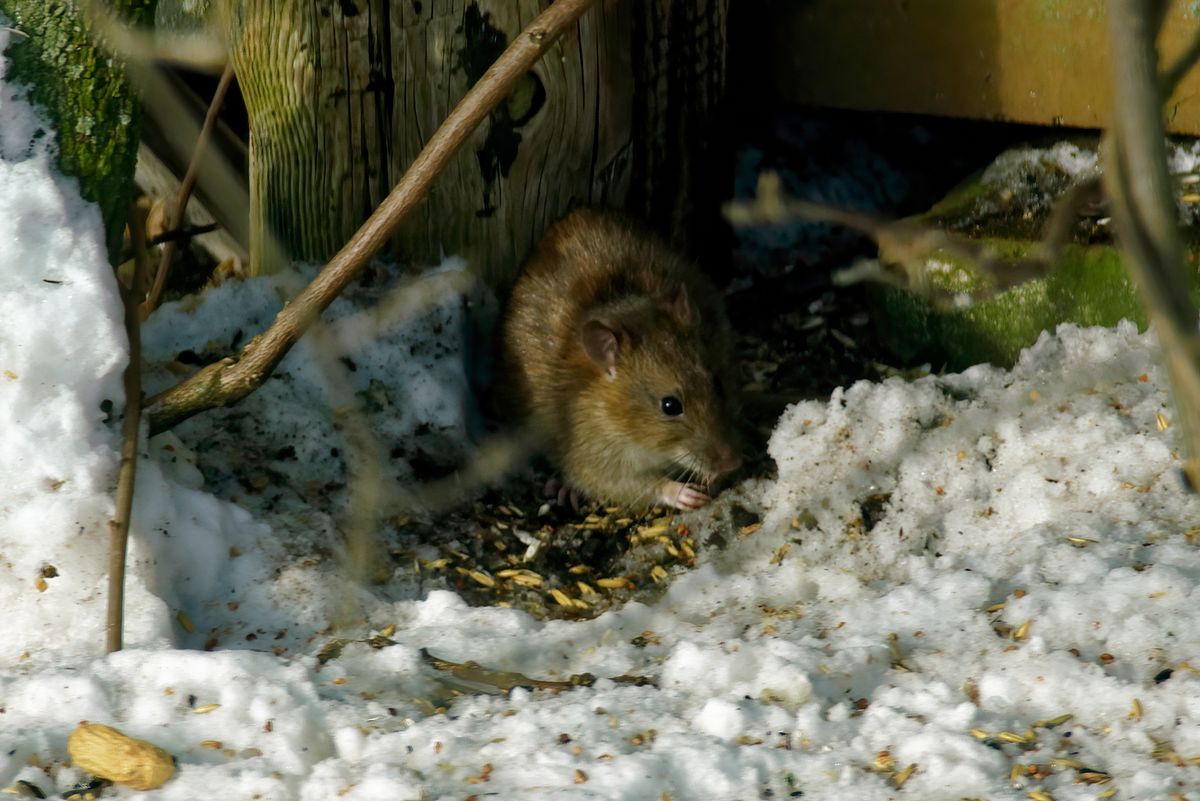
[1078,770,1111,784]
[469,571,496,588]
[193,704,220,714]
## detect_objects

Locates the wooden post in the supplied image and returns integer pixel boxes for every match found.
[220,0,728,283]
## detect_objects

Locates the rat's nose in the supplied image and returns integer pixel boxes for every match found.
[714,442,742,475]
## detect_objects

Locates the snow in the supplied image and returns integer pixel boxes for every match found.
[5,27,1200,801]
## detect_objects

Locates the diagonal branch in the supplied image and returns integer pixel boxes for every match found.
[145,0,602,436]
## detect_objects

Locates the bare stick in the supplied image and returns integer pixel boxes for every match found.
[1105,0,1200,489]
[146,0,601,435]
[107,203,148,653]
[139,62,236,320]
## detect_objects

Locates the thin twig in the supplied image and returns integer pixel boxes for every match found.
[146,0,601,435]
[140,62,236,320]
[107,203,148,653]
[147,222,219,247]
[1105,0,1200,489]
[724,172,1058,304]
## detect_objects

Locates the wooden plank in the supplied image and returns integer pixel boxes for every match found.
[743,0,1200,134]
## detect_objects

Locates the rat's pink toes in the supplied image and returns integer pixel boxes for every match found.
[661,481,711,510]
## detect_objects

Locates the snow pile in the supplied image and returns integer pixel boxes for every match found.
[6,23,1200,801]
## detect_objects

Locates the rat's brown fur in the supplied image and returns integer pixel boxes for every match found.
[502,207,741,510]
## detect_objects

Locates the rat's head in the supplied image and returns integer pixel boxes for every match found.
[576,286,742,487]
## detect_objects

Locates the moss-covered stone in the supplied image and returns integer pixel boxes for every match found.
[0,0,155,264]
[870,240,1150,369]
[864,140,1200,370]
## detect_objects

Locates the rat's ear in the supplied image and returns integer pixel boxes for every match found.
[580,319,622,379]
[668,285,693,326]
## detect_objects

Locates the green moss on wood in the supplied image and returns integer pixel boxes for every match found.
[0,0,155,264]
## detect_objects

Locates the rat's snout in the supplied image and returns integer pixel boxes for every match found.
[713,441,742,476]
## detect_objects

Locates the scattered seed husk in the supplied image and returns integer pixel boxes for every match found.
[1129,698,1143,721]
[1013,619,1032,640]
[550,588,574,608]
[468,570,496,588]
[510,572,544,588]
[1043,713,1074,728]
[997,730,1033,744]
[887,633,912,671]
[892,763,916,788]
[420,650,601,694]
[596,577,633,589]
[176,611,195,633]
[2,780,45,799]
[650,565,669,582]
[1027,790,1054,801]
[192,704,220,714]
[1078,770,1112,784]
[317,639,347,664]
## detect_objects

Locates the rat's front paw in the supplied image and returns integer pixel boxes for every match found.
[543,476,585,511]
[660,480,711,510]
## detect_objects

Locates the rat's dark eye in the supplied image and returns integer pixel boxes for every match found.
[661,396,683,416]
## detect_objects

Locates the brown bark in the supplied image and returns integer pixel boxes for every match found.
[219,0,728,283]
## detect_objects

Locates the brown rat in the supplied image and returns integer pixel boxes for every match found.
[502,207,742,511]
